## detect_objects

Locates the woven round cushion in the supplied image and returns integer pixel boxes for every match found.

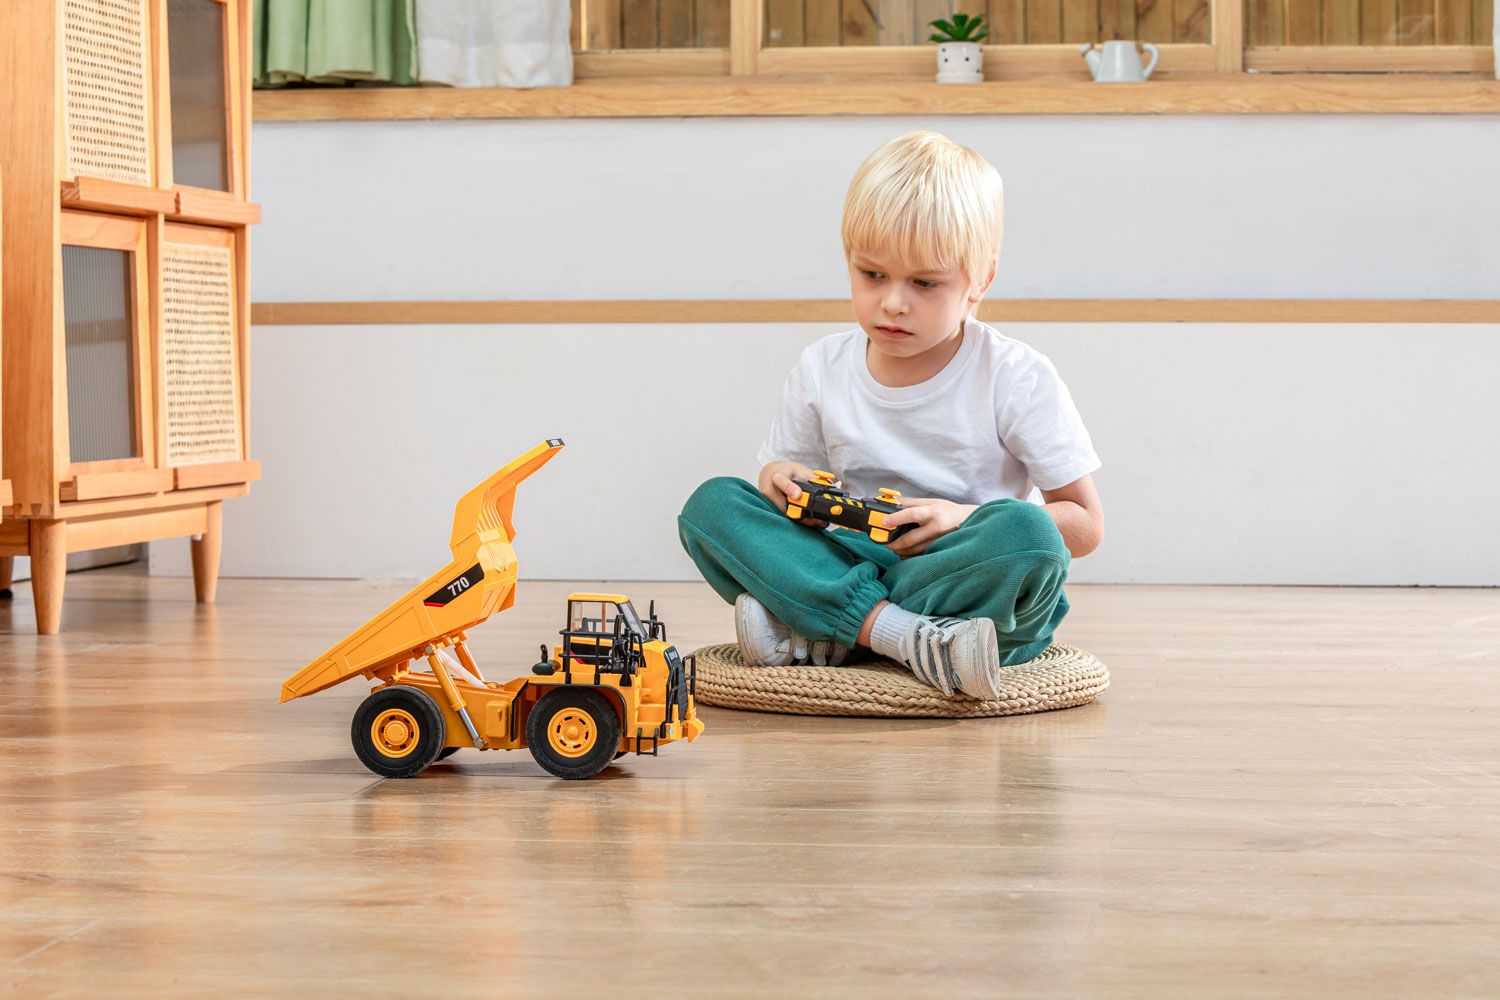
[689,642,1109,718]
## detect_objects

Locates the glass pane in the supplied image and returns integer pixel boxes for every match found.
[168,0,230,191]
[576,0,731,48]
[1247,0,1489,43]
[62,246,139,464]
[764,0,1207,46]
[571,602,614,632]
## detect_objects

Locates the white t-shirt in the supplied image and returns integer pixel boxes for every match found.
[756,318,1100,505]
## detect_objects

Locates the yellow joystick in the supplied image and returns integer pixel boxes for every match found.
[811,470,837,487]
[877,488,901,502]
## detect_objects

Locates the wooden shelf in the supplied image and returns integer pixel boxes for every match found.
[56,179,260,226]
[252,73,1500,121]
[59,468,174,503]
[173,187,262,226]
[173,459,261,491]
[55,482,250,519]
[60,177,177,216]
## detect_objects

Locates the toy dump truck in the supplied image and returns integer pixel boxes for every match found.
[279,439,704,780]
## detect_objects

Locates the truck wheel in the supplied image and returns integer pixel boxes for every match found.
[526,687,621,780]
[352,687,447,778]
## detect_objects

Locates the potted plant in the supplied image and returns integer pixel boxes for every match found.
[929,12,988,84]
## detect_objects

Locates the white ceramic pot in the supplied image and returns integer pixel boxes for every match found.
[936,41,983,84]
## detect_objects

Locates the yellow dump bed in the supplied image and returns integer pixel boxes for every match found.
[279,439,564,703]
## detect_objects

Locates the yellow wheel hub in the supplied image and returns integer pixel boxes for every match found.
[371,708,420,758]
[546,708,598,758]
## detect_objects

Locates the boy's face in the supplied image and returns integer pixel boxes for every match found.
[847,249,994,364]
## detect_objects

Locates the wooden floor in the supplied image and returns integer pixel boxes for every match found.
[1,569,1497,998]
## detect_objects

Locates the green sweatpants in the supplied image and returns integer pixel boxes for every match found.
[677,478,1072,667]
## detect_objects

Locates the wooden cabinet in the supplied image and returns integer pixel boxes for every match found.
[0,180,11,556]
[0,0,260,633]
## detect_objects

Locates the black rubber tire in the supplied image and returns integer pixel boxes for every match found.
[436,746,461,761]
[526,687,621,780]
[351,686,447,778]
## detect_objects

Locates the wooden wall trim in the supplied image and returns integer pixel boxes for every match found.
[251,299,1500,326]
[252,75,1500,121]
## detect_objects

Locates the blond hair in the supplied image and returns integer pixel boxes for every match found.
[841,131,1004,298]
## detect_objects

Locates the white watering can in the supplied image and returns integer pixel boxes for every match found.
[1080,40,1160,83]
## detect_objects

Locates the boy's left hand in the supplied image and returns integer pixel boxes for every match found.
[883,498,978,557]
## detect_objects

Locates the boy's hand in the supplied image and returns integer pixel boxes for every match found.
[757,461,827,528]
[884,498,978,557]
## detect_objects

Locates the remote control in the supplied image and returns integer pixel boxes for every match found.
[785,471,914,545]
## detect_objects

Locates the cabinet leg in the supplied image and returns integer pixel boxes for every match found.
[191,501,223,604]
[29,521,67,635]
[0,556,13,599]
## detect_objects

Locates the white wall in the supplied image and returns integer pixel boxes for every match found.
[150,115,1500,585]
[245,116,1500,300]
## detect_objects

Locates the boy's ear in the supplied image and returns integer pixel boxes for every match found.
[970,256,998,302]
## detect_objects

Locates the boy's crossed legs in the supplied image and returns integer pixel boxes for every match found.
[677,477,1072,698]
[733,591,1000,696]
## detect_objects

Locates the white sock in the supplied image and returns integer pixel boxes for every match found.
[869,603,921,660]
[869,604,1002,699]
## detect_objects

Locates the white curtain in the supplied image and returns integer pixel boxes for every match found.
[416,0,572,88]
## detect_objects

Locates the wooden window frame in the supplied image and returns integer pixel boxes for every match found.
[570,0,1493,77]
[254,0,1498,119]
[57,210,159,484]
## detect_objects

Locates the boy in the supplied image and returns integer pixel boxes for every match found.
[678,131,1103,699]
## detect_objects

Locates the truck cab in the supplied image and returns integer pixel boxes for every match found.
[555,592,666,673]
[526,592,700,775]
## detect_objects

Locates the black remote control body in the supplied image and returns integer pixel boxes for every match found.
[785,473,914,544]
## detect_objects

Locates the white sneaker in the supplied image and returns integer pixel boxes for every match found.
[734,593,850,666]
[899,616,1001,699]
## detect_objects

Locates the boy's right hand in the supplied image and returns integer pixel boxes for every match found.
[757,461,827,527]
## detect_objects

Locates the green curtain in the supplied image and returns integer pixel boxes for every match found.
[254,0,418,86]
